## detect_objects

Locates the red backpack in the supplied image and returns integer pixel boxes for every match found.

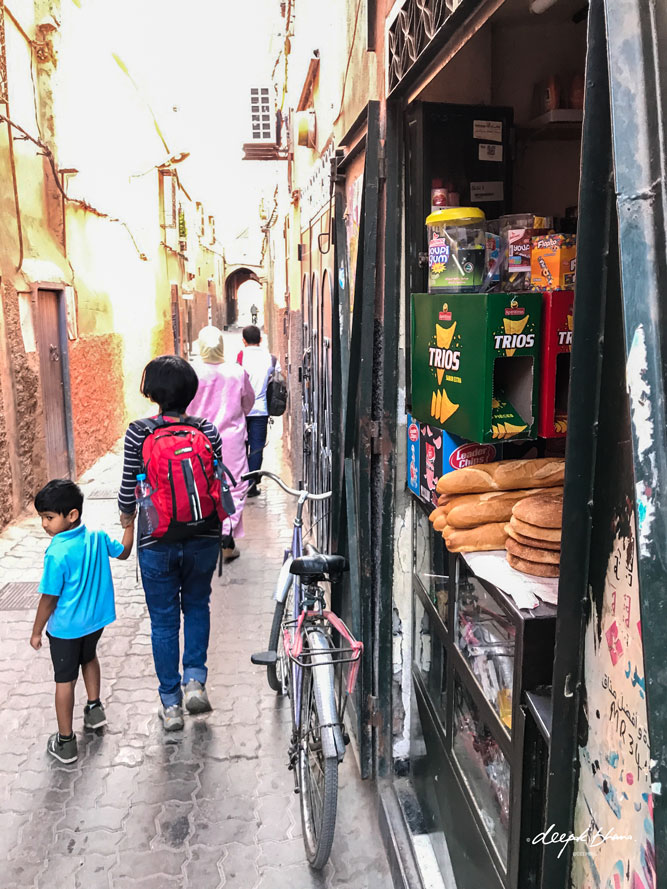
[135,415,227,540]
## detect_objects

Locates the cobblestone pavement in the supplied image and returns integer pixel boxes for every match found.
[0,419,391,888]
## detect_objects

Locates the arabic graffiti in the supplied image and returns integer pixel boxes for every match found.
[573,514,654,889]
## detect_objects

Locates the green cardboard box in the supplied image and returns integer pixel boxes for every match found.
[411,292,542,444]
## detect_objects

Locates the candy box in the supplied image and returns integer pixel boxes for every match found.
[531,234,576,291]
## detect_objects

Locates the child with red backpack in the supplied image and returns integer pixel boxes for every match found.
[118,355,227,731]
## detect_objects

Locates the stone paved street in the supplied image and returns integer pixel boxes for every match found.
[0,415,391,888]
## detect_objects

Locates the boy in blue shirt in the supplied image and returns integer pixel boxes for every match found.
[30,479,134,763]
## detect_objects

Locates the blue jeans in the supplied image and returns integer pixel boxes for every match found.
[138,537,220,707]
[246,415,269,473]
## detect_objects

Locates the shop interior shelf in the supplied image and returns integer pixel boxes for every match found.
[524,689,552,743]
[517,108,584,141]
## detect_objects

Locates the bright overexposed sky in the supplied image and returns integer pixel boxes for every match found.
[57,0,283,242]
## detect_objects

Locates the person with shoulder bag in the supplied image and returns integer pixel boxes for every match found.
[237,325,283,497]
[118,355,227,731]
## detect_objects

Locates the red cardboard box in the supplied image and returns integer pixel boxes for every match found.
[539,290,574,438]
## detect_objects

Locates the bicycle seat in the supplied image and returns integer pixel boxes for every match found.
[290,554,348,578]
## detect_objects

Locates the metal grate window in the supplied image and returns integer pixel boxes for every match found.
[249,86,274,143]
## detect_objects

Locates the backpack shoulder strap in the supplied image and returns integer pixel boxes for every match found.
[131,417,162,436]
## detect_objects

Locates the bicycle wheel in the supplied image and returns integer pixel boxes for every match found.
[266,582,294,693]
[298,640,338,869]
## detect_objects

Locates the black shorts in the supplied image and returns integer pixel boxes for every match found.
[47,628,104,683]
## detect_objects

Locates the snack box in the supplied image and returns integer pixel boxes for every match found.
[411,292,542,444]
[531,234,576,291]
[407,414,500,507]
[538,290,573,438]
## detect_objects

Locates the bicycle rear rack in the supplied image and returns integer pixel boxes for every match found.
[286,610,363,697]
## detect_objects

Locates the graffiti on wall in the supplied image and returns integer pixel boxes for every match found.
[572,512,656,889]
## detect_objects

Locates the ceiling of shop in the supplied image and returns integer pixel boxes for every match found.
[491,0,588,25]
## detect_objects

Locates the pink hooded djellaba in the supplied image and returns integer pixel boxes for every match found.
[188,327,255,537]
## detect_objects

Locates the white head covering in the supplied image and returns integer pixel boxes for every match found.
[198,326,225,364]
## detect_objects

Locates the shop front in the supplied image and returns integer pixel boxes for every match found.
[384,0,667,887]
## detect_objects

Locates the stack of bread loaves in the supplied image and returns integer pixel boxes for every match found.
[505,492,563,577]
[429,459,564,553]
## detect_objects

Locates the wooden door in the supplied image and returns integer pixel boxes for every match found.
[36,290,70,478]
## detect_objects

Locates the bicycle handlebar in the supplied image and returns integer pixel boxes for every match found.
[241,470,332,501]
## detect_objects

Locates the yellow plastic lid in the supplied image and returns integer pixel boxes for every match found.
[426,207,486,226]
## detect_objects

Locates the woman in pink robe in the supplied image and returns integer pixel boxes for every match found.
[188,326,255,560]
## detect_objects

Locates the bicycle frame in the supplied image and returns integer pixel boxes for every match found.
[245,469,361,752]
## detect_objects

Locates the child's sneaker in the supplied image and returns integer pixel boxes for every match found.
[83,702,107,730]
[184,680,212,714]
[47,732,78,764]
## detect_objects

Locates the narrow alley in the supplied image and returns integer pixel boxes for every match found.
[0,390,391,889]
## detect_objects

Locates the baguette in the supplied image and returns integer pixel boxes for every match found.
[433,514,448,532]
[428,505,447,523]
[446,487,563,529]
[437,458,565,495]
[442,522,508,553]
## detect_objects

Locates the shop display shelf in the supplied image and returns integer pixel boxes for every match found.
[518,109,584,141]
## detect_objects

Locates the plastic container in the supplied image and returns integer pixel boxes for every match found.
[135,473,158,536]
[500,214,553,292]
[427,207,487,293]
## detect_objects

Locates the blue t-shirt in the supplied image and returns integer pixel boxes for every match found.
[39,524,123,639]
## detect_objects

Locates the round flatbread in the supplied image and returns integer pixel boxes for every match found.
[506,536,560,565]
[513,493,563,529]
[510,515,562,542]
[504,524,561,551]
[507,552,560,578]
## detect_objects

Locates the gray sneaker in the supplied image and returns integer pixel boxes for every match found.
[47,733,78,764]
[183,680,212,714]
[83,703,107,730]
[159,704,184,732]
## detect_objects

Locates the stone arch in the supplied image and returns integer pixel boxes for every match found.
[224,267,261,326]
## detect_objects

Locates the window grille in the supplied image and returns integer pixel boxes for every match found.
[249,86,275,143]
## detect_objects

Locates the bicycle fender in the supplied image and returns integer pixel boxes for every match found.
[273,554,294,604]
[307,630,346,762]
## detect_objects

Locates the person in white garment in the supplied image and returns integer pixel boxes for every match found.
[236,325,280,497]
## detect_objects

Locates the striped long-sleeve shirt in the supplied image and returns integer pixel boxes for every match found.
[118,416,223,548]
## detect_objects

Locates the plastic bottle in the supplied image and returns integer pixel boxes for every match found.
[135,473,158,535]
[431,179,447,214]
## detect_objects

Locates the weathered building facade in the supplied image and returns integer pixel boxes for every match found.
[0,0,224,526]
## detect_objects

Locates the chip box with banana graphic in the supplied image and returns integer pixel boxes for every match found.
[411,291,542,443]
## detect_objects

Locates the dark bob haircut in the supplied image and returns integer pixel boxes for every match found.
[242,325,261,345]
[141,355,199,413]
[34,479,84,517]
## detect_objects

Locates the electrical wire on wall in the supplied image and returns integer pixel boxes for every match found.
[260,185,280,267]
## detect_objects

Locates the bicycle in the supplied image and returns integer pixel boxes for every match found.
[245,469,363,870]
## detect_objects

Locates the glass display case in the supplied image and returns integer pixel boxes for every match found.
[410,497,557,889]
[455,573,516,733]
